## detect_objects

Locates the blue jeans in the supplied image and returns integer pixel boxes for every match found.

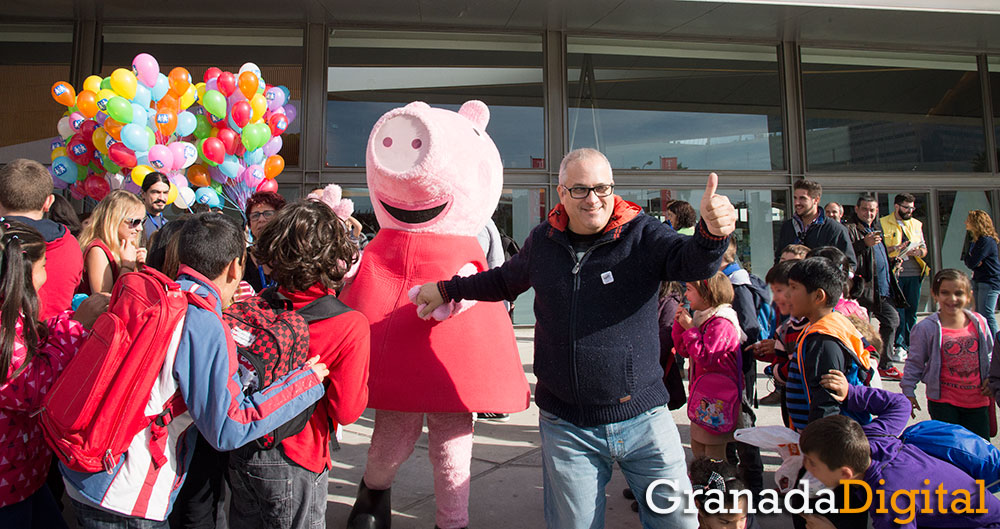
[895,275,923,349]
[974,281,1000,340]
[539,404,697,529]
[227,445,329,529]
[0,485,68,529]
[72,499,167,529]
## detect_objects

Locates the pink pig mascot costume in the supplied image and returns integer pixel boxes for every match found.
[341,101,530,529]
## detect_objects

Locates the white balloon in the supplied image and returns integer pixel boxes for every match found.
[239,62,262,78]
[57,117,73,139]
[175,186,197,209]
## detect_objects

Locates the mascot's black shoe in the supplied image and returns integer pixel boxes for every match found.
[346,480,391,529]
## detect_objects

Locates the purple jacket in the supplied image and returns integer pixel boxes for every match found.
[845,384,1000,529]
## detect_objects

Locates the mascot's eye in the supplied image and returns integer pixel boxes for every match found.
[473,128,481,137]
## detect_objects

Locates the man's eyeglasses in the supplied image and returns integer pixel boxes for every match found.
[560,184,614,199]
[249,210,277,222]
[122,217,143,229]
[898,205,915,212]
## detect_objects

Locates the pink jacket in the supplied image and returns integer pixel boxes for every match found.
[672,313,742,383]
[0,311,87,507]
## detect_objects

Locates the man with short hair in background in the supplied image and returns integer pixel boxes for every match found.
[775,180,856,268]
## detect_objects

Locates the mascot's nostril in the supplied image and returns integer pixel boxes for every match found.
[382,137,393,148]
[411,139,422,149]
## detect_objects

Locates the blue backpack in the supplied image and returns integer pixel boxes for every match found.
[900,420,1000,492]
[747,274,775,340]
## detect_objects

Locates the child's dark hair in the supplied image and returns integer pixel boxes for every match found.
[177,213,245,280]
[689,457,749,515]
[0,221,48,385]
[146,220,188,277]
[765,260,797,285]
[780,243,809,259]
[788,257,843,308]
[253,201,359,292]
[47,194,82,237]
[799,414,871,475]
[806,246,862,300]
[931,268,972,303]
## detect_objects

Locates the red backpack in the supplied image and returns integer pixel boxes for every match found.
[223,288,351,449]
[39,267,215,473]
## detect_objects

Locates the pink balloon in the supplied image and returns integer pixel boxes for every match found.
[256,178,278,193]
[69,112,86,132]
[168,142,189,170]
[169,173,188,188]
[242,164,264,187]
[262,136,282,157]
[147,144,174,172]
[132,53,160,87]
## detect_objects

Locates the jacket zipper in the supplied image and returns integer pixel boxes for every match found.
[563,237,615,412]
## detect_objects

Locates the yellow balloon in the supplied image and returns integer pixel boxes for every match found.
[83,75,103,94]
[250,94,267,123]
[179,84,197,111]
[110,68,138,100]
[92,129,110,154]
[96,89,117,112]
[166,183,178,205]
[131,164,154,186]
[50,147,68,162]
[195,82,206,104]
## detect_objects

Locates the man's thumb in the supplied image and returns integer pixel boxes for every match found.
[704,172,718,199]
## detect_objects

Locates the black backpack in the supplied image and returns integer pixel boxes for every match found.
[223,288,352,449]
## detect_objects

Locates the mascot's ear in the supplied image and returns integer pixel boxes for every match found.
[458,100,490,130]
[404,101,431,111]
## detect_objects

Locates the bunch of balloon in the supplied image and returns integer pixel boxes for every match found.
[48,53,293,211]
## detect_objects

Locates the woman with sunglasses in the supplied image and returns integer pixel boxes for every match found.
[242,191,286,292]
[78,190,146,294]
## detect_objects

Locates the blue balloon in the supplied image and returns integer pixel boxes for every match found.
[194,187,222,209]
[133,84,152,107]
[176,111,197,137]
[219,154,243,180]
[244,148,264,166]
[121,123,148,152]
[130,103,148,125]
[135,151,150,167]
[151,73,169,102]
[226,114,242,134]
[51,156,77,184]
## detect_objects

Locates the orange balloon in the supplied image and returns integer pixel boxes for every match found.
[103,117,124,141]
[264,155,284,179]
[155,109,177,136]
[168,67,192,99]
[238,71,259,100]
[157,94,180,115]
[187,164,211,187]
[76,90,99,118]
[51,81,76,107]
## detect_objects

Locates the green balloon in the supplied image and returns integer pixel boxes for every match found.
[100,76,112,90]
[102,153,121,174]
[255,124,272,151]
[193,114,212,139]
[210,180,224,195]
[202,90,227,119]
[241,124,261,152]
[76,164,88,181]
[145,126,156,149]
[106,96,133,124]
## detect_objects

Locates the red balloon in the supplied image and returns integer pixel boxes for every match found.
[231,101,252,128]
[204,67,222,83]
[256,178,278,193]
[108,142,137,168]
[202,137,225,164]
[216,128,239,155]
[67,135,93,165]
[208,113,227,128]
[84,175,110,201]
[217,72,237,97]
[267,113,289,137]
[79,121,99,146]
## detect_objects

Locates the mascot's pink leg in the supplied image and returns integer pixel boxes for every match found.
[426,412,474,529]
[363,410,425,489]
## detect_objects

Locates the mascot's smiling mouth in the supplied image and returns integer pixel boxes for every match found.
[380,201,448,224]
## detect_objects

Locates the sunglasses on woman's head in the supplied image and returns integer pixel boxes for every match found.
[122,217,143,229]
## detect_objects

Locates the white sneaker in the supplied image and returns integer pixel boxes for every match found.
[890,346,907,363]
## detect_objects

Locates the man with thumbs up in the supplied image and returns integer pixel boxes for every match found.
[413,148,735,529]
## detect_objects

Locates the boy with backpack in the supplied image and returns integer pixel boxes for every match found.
[225,201,370,529]
[802,370,1000,529]
[57,213,330,527]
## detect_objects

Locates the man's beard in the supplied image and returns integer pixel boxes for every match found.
[898,210,913,220]
[150,202,166,212]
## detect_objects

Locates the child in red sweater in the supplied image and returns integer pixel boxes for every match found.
[226,201,370,529]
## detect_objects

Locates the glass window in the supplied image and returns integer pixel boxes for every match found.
[938,190,993,277]
[989,56,1000,169]
[0,25,72,163]
[328,31,544,169]
[617,187,788,276]
[102,26,303,167]
[803,49,985,172]
[566,38,784,171]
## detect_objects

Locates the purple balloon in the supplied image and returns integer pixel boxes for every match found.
[262,136,283,157]
[52,176,69,190]
[205,78,218,92]
[122,181,141,194]
[210,165,227,184]
[96,112,108,126]
[282,104,296,124]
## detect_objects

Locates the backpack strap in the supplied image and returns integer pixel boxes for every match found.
[297,295,352,323]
